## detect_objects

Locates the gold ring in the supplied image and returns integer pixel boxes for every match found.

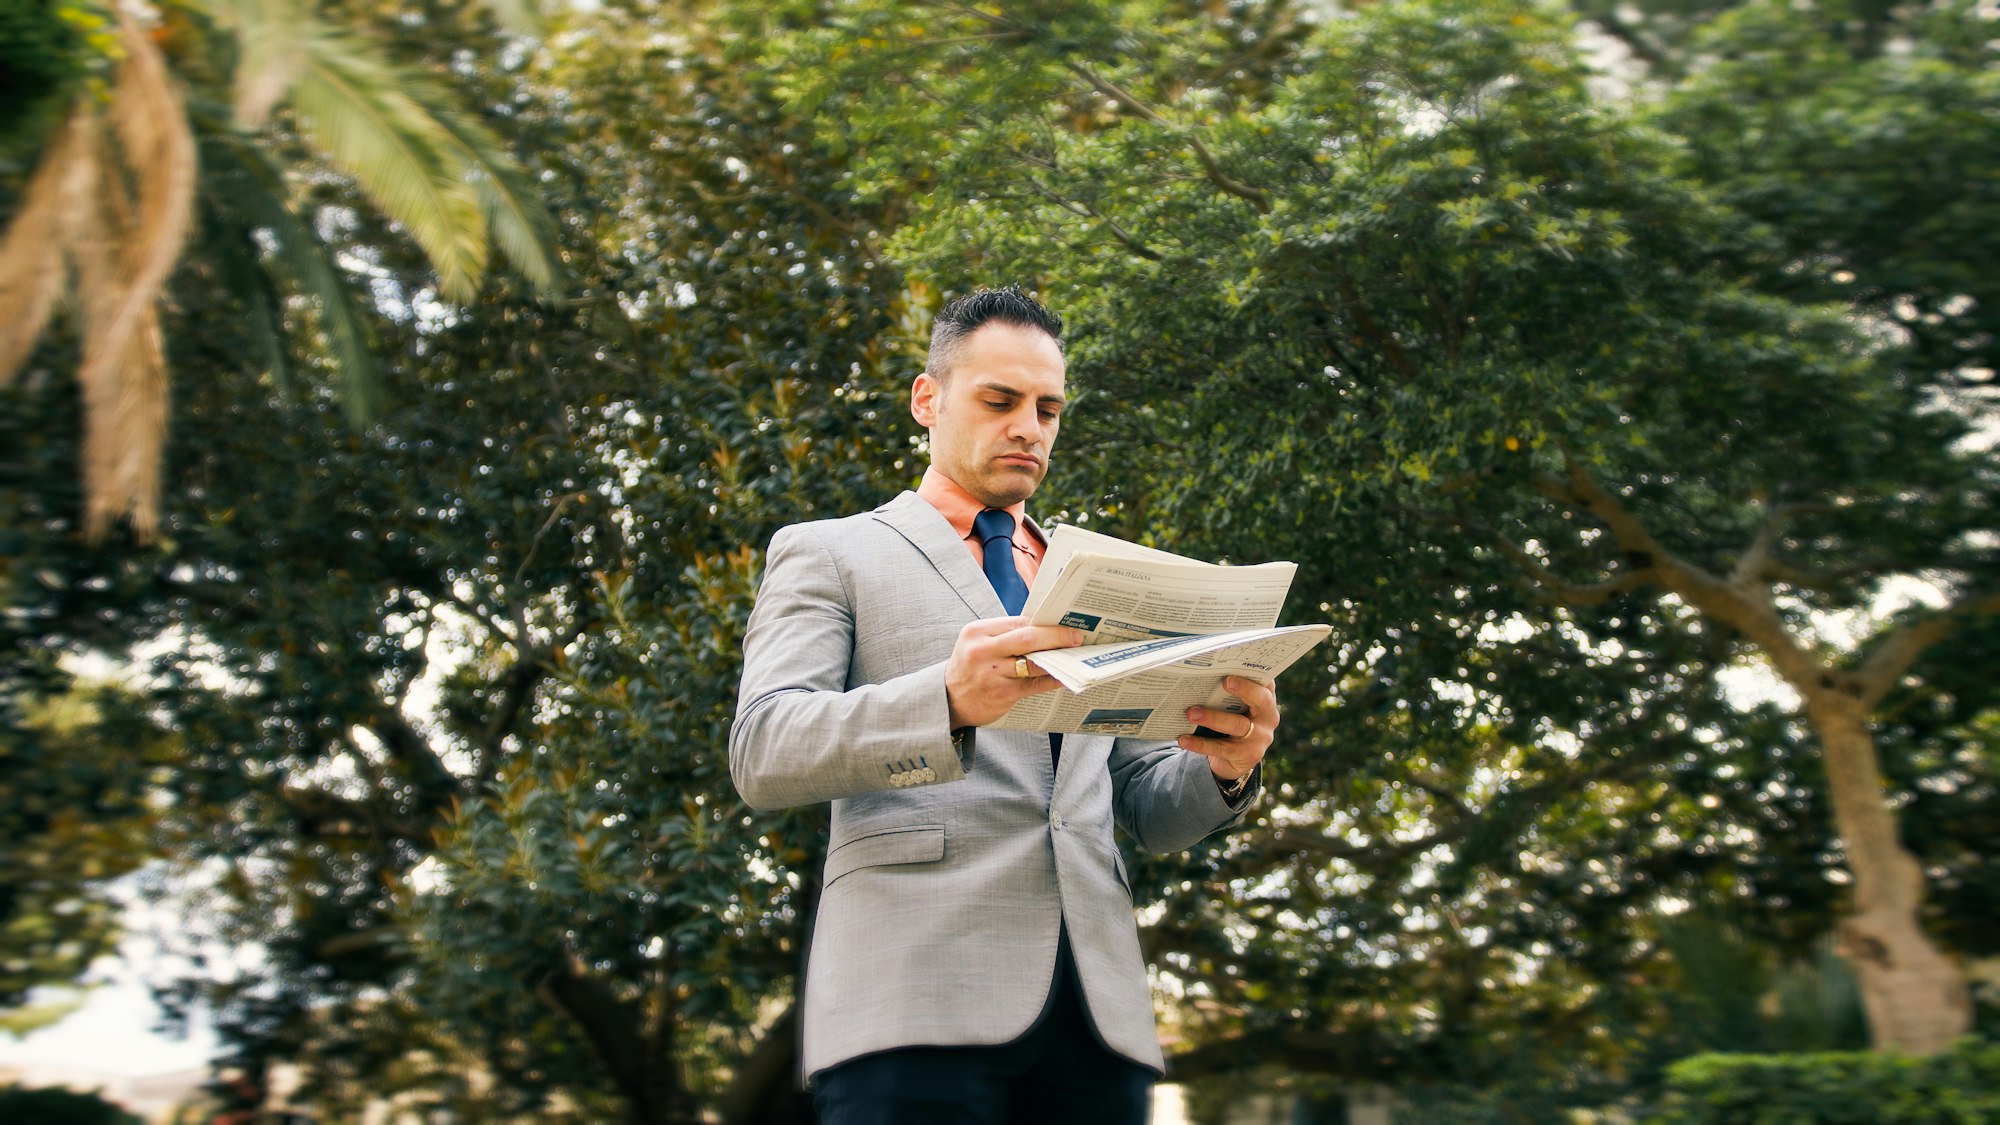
[1014,657,1031,679]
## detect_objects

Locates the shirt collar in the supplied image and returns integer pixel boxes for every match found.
[916,466,1041,545]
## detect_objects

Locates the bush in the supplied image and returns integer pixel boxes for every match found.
[1648,1038,2000,1124]
[0,1085,142,1125]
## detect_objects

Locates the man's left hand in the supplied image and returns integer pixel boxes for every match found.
[1178,676,1278,782]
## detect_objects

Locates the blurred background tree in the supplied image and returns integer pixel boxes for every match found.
[0,0,559,537]
[780,0,1994,1076]
[2,0,1994,1122]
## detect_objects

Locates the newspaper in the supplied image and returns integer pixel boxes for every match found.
[991,526,1332,740]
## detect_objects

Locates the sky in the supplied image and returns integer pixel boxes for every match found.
[0,874,223,1080]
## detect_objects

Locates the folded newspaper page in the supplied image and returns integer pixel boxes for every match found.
[991,526,1332,740]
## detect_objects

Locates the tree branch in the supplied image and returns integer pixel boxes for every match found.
[363,705,463,803]
[714,1002,806,1125]
[1488,530,1653,607]
[1337,275,1416,378]
[1852,587,2000,710]
[1057,61,1272,213]
[1531,455,1826,691]
[478,614,589,763]
[440,586,517,651]
[1731,500,1837,587]
[536,956,695,1124]
[1013,168,1165,260]
[1579,6,1671,73]
[279,785,428,844]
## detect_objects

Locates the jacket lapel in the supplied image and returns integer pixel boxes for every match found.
[871,491,1005,619]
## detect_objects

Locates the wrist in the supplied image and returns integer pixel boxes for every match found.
[1214,763,1256,803]
[1209,760,1255,783]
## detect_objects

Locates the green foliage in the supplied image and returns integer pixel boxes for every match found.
[0,1,110,163]
[0,683,171,1007]
[8,2,907,1118]
[0,369,177,1010]
[1659,0,2000,409]
[1649,1038,2000,1124]
[0,1085,143,1125]
[779,0,1996,1087]
[4,0,1996,1116]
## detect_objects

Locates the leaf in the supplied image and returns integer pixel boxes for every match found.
[429,104,564,296]
[470,0,542,37]
[288,26,489,301]
[202,123,384,423]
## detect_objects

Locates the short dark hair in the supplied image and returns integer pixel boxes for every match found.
[925,285,1065,382]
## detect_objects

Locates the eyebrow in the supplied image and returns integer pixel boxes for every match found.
[977,381,1067,408]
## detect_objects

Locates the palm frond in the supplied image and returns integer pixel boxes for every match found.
[0,105,95,384]
[429,105,564,296]
[201,124,383,423]
[93,16,199,373]
[198,189,295,400]
[219,0,557,302]
[289,27,489,301]
[77,317,170,538]
[471,0,542,37]
[226,0,308,126]
[56,16,199,540]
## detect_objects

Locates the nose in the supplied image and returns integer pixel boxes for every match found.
[1004,402,1041,444]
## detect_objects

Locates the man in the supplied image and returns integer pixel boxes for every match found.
[729,286,1279,1123]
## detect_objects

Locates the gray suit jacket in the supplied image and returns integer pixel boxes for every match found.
[729,491,1256,1082]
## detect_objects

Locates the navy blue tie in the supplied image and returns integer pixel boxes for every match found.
[973,508,1029,615]
[972,508,1060,768]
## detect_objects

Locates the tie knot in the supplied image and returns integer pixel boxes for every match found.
[972,508,1016,546]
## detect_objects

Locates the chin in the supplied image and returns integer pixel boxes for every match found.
[979,477,1039,507]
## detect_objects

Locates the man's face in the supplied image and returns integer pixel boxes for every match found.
[911,322,1066,509]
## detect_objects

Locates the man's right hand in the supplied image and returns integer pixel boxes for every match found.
[944,617,1085,729]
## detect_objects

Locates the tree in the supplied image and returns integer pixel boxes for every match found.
[0,348,180,1013]
[10,2,910,1119]
[0,1085,143,1125]
[0,0,559,537]
[780,0,1994,1059]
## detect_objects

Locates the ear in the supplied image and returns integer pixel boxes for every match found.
[911,370,941,428]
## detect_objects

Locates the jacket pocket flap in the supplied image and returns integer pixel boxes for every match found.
[823,824,946,885]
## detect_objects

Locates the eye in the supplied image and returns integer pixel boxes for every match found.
[985,400,1010,410]
[1039,408,1060,422]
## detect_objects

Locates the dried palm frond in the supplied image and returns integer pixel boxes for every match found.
[75,17,198,538]
[0,11,196,539]
[0,108,96,385]
[5,0,561,538]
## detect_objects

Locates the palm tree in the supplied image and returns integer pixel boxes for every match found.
[0,0,560,538]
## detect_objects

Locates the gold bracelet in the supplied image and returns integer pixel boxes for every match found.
[1219,768,1253,800]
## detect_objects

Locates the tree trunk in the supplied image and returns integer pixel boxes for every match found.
[536,962,700,1125]
[715,1002,812,1125]
[1805,692,1972,1053]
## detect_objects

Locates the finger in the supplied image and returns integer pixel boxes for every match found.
[986,623,1086,655]
[961,615,1031,640]
[994,658,1055,681]
[1226,676,1280,723]
[1186,705,1255,740]
[990,672,1063,701]
[1175,732,1261,766]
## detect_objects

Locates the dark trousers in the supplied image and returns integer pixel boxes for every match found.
[812,934,1155,1125]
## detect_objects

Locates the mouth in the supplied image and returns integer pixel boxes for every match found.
[997,453,1041,470]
